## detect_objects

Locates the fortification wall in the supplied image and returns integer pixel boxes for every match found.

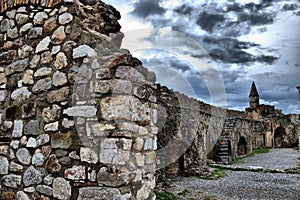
[0,1,299,199]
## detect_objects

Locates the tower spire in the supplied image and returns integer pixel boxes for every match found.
[249,81,259,109]
[249,81,259,97]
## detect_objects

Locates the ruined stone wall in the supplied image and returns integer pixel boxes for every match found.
[0,1,157,199]
[0,1,299,199]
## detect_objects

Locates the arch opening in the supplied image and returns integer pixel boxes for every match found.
[237,136,248,155]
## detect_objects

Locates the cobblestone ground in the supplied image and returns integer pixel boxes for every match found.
[167,148,300,200]
[233,148,299,170]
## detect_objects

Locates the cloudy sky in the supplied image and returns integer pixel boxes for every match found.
[104,0,300,114]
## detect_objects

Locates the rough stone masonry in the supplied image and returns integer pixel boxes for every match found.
[0,1,158,199]
[0,0,299,199]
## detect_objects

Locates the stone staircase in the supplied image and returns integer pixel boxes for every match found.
[215,119,235,164]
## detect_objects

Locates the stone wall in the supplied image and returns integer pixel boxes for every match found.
[0,1,299,199]
[0,1,157,199]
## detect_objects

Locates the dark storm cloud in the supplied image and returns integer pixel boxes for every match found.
[174,4,193,15]
[196,11,225,33]
[131,0,165,18]
[199,36,278,64]
[238,13,274,26]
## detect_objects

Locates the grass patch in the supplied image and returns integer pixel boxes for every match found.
[178,189,191,196]
[155,190,178,200]
[232,147,270,164]
[203,195,218,200]
[250,147,270,155]
[210,167,226,179]
[231,157,243,164]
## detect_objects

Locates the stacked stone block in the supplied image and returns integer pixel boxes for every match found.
[0,1,157,199]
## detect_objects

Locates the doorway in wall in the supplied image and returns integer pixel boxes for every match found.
[237,136,248,155]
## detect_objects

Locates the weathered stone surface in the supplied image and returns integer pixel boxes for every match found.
[16,191,30,200]
[26,137,37,148]
[34,67,52,77]
[20,136,27,145]
[0,90,7,102]
[145,152,156,164]
[47,86,69,103]
[51,45,61,55]
[59,13,73,25]
[1,18,10,32]
[10,140,19,149]
[18,45,33,58]
[137,182,152,200]
[23,166,42,186]
[99,138,132,165]
[32,77,52,93]
[63,106,97,117]
[16,148,31,165]
[53,178,71,200]
[32,151,45,166]
[0,156,9,174]
[51,132,73,149]
[36,134,50,146]
[20,23,33,35]
[54,52,68,69]
[1,174,22,188]
[101,96,151,122]
[95,80,132,94]
[51,26,66,44]
[12,120,23,138]
[30,55,40,68]
[135,153,145,167]
[34,12,48,25]
[97,167,135,187]
[53,71,67,86]
[116,66,146,84]
[9,161,24,172]
[69,151,80,160]
[7,27,19,39]
[95,68,111,79]
[77,187,122,200]
[133,138,144,151]
[73,64,92,83]
[36,185,53,197]
[42,105,61,123]
[4,58,28,76]
[11,87,31,102]
[1,192,15,200]
[23,70,34,85]
[16,13,29,26]
[44,17,58,32]
[44,121,59,131]
[45,154,61,173]
[25,120,39,135]
[143,138,153,151]
[28,27,43,39]
[44,174,54,185]
[87,122,115,137]
[64,165,86,180]
[40,51,53,64]
[6,10,16,19]
[35,36,50,53]
[23,186,35,193]
[0,73,7,84]
[72,45,97,59]
[80,147,98,164]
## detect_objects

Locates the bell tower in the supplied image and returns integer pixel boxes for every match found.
[249,81,259,109]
